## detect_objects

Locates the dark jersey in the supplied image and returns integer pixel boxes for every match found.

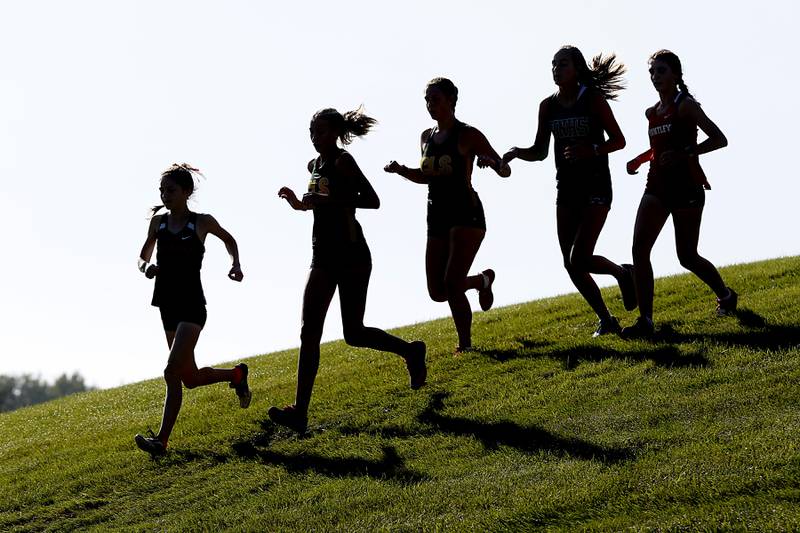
[545,87,611,192]
[308,149,369,267]
[420,122,480,212]
[151,212,206,307]
[646,92,709,192]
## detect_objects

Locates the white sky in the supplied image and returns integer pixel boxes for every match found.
[1,1,797,388]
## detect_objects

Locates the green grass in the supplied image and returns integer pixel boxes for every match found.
[2,257,800,531]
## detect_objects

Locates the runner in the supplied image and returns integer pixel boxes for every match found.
[135,163,250,455]
[622,50,736,338]
[385,77,510,353]
[502,46,636,336]
[270,107,427,434]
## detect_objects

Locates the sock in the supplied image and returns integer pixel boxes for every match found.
[481,272,491,289]
[232,366,243,385]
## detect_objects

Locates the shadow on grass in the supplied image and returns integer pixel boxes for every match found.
[657,309,800,352]
[227,422,426,482]
[480,340,709,370]
[155,448,230,466]
[341,392,633,464]
[229,440,426,483]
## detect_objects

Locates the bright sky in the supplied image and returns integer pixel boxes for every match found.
[1,1,797,388]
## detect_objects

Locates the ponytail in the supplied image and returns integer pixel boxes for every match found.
[312,106,377,145]
[558,45,626,100]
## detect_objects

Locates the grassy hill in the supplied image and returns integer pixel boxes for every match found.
[1,257,799,531]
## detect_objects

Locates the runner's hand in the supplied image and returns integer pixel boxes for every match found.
[384,161,402,174]
[563,144,594,161]
[501,148,519,165]
[145,264,159,279]
[278,187,304,210]
[477,155,498,169]
[228,265,243,282]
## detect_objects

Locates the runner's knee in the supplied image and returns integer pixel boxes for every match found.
[427,283,447,302]
[444,274,466,296]
[569,250,590,272]
[300,321,324,346]
[181,371,201,389]
[677,249,701,270]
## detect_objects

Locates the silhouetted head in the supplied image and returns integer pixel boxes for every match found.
[552,45,626,100]
[425,77,458,120]
[152,163,200,216]
[310,107,376,153]
[649,49,693,99]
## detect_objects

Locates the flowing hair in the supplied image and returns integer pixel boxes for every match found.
[313,106,377,145]
[558,45,626,100]
[150,163,203,217]
[649,49,695,101]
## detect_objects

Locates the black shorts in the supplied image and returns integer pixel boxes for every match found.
[644,185,705,211]
[427,195,487,239]
[556,187,612,208]
[159,304,207,331]
[311,241,372,271]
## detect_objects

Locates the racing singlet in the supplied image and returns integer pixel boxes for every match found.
[152,212,206,307]
[308,149,368,266]
[646,91,710,191]
[420,122,479,212]
[546,86,610,191]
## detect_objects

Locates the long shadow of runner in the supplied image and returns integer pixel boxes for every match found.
[656,309,800,352]
[230,422,427,483]
[419,392,632,462]
[482,340,709,370]
[341,392,633,464]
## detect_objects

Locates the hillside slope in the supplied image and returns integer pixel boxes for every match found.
[1,257,799,531]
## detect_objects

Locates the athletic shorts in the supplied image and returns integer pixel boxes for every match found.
[556,187,612,208]
[311,241,372,271]
[644,185,705,211]
[427,195,487,239]
[159,304,207,331]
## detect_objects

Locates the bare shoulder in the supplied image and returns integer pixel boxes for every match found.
[307,159,316,173]
[678,95,702,116]
[460,124,485,143]
[645,104,657,119]
[196,213,218,229]
[148,213,164,231]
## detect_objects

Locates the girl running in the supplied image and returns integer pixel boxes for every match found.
[270,107,427,434]
[134,163,250,455]
[384,77,510,353]
[622,50,736,338]
[502,46,636,337]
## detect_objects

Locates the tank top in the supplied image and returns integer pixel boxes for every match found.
[646,91,710,190]
[546,86,610,187]
[151,212,206,307]
[420,122,478,210]
[308,149,367,258]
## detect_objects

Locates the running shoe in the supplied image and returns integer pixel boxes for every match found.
[229,363,252,408]
[406,341,427,390]
[619,263,638,311]
[593,315,621,338]
[716,288,738,316]
[454,345,474,357]
[621,316,655,339]
[134,429,166,456]
[268,405,308,434]
[478,269,495,311]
